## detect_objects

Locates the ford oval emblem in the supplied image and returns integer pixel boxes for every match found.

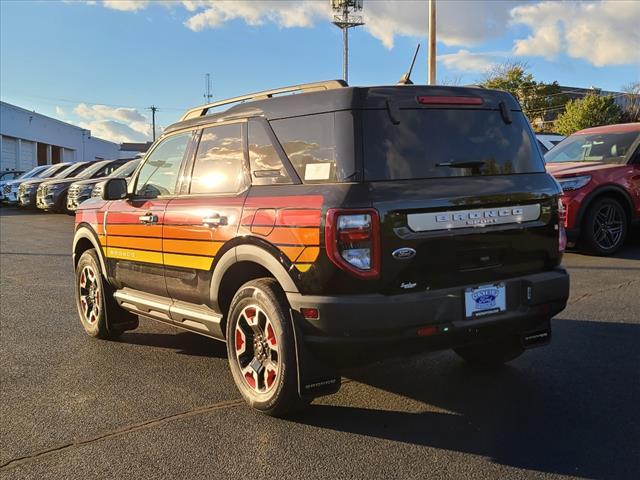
[392,247,416,260]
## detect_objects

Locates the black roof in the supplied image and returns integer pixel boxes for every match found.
[163,83,521,136]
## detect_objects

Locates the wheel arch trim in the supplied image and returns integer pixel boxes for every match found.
[72,224,107,274]
[210,244,300,311]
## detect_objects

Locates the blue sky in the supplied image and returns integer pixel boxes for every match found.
[1,0,638,144]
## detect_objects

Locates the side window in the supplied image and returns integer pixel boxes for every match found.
[135,133,190,198]
[270,113,337,183]
[190,124,246,194]
[248,121,292,185]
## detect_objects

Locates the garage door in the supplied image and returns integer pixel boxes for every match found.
[19,140,36,171]
[62,148,75,163]
[1,137,18,171]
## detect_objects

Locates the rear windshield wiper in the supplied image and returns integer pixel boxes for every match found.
[436,161,486,168]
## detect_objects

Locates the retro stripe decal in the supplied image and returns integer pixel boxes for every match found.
[93,195,325,272]
[164,253,213,270]
[106,247,163,265]
[163,239,223,257]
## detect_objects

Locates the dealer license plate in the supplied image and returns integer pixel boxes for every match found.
[464,283,506,318]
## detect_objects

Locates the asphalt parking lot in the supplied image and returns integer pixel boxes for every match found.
[1,208,639,480]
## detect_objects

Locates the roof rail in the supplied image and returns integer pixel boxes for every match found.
[180,80,348,121]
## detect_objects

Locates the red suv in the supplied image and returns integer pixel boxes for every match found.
[545,123,640,255]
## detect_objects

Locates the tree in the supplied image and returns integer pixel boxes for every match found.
[620,81,640,123]
[480,61,567,130]
[555,94,623,136]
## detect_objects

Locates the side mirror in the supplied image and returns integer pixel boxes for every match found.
[102,178,128,200]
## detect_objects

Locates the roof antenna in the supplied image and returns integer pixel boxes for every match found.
[397,43,420,85]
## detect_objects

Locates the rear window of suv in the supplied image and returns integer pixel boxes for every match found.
[363,109,543,181]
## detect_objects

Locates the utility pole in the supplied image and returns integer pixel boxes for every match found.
[149,105,158,142]
[331,0,364,84]
[428,0,436,85]
[204,73,213,103]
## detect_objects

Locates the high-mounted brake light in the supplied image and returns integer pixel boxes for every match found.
[417,96,484,105]
[325,209,380,279]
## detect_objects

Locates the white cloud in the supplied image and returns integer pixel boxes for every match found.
[183,1,329,32]
[87,0,640,67]
[101,1,149,12]
[364,1,522,49]
[95,0,521,49]
[511,1,640,66]
[73,103,153,143]
[55,106,65,117]
[437,49,503,73]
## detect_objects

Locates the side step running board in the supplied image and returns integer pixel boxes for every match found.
[114,288,225,340]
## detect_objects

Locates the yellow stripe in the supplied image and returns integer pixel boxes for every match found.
[163,239,223,256]
[294,263,312,272]
[164,253,213,270]
[105,247,163,265]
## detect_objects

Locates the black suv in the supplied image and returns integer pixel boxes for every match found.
[72,81,569,416]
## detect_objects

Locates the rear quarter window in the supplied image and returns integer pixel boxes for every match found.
[270,113,342,183]
[363,109,544,181]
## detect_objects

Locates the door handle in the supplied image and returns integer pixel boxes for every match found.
[139,213,158,224]
[203,213,227,228]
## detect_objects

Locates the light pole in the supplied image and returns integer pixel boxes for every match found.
[331,0,364,84]
[428,0,436,85]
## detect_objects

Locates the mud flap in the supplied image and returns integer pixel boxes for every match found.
[290,310,341,399]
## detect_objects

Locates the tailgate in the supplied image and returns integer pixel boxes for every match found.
[369,173,562,295]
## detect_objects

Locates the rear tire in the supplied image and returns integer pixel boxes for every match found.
[226,278,307,417]
[454,337,524,366]
[580,197,627,256]
[75,249,138,339]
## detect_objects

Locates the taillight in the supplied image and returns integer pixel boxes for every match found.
[417,95,483,105]
[325,209,380,279]
[558,198,567,253]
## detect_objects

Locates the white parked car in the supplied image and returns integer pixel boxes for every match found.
[0,166,49,204]
[536,133,565,154]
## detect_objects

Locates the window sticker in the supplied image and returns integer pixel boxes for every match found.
[304,162,331,181]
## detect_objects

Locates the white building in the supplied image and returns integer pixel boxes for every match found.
[0,101,120,172]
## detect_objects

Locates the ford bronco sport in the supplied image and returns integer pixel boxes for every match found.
[73,81,570,416]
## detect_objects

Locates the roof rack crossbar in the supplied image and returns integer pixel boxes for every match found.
[180,79,348,121]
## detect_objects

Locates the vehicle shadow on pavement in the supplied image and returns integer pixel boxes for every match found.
[118,331,228,358]
[293,318,640,479]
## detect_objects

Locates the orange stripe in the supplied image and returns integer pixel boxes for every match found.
[98,234,107,246]
[107,224,162,238]
[296,246,320,263]
[163,239,223,256]
[267,227,319,246]
[279,246,305,262]
[162,226,213,241]
[108,236,162,251]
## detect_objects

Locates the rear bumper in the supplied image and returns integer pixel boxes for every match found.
[287,268,569,358]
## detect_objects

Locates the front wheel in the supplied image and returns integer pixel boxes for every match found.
[75,249,138,339]
[454,337,524,366]
[226,278,307,416]
[580,197,628,256]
